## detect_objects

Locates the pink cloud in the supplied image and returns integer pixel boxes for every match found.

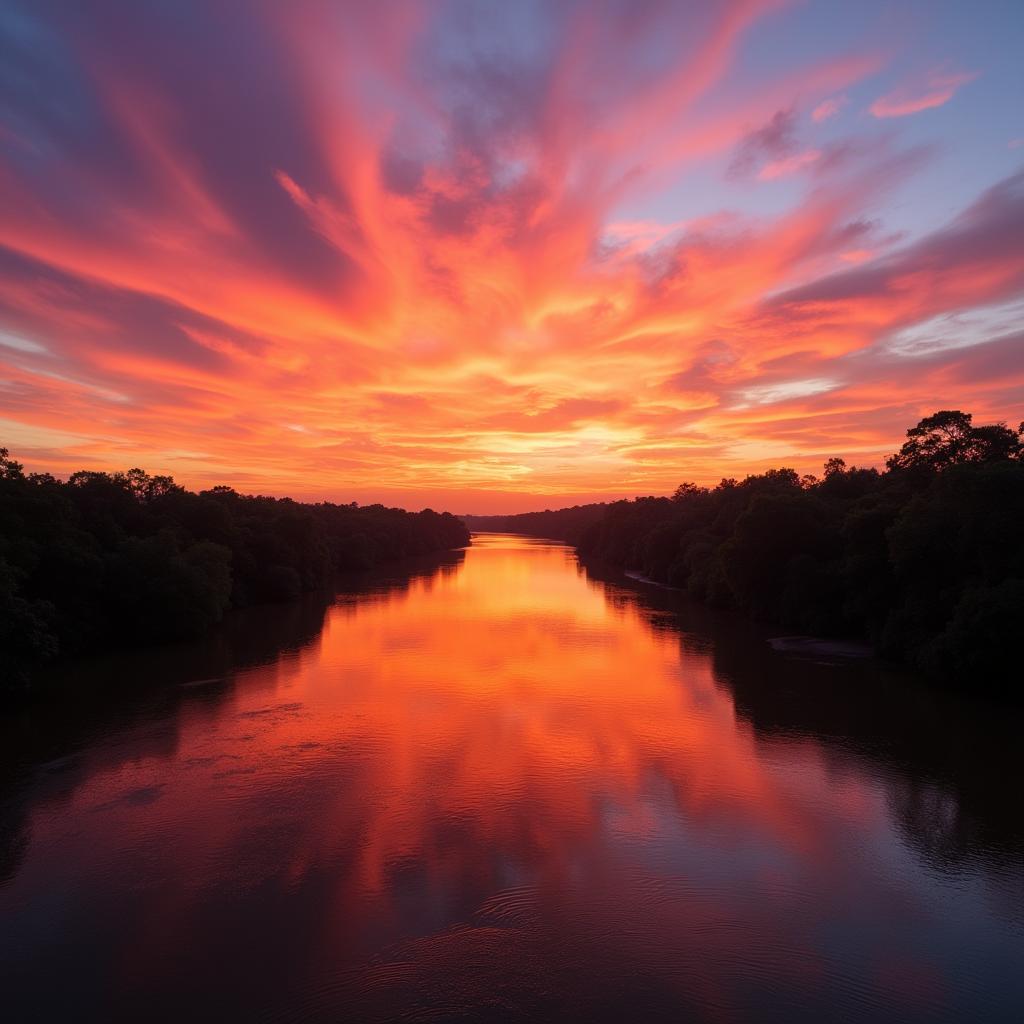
[812,95,847,122]
[870,69,978,119]
[0,3,1019,507]
[839,249,874,264]
[758,149,821,180]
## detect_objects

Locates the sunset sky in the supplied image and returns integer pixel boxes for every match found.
[1,1,1023,512]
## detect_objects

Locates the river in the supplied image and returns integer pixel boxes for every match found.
[2,534,1022,1022]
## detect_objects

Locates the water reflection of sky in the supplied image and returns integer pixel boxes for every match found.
[1,535,1022,1022]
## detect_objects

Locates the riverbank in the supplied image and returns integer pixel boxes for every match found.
[1,448,470,689]
[622,569,873,662]
[462,413,1024,700]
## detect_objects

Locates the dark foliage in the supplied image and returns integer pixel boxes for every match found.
[563,411,1022,696]
[462,503,607,544]
[0,450,468,687]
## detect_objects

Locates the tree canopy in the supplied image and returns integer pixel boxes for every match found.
[491,412,1024,698]
[885,410,1023,472]
[1,453,468,688]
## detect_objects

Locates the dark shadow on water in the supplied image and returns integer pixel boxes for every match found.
[1,540,1022,1022]
[581,554,1024,890]
[0,549,465,885]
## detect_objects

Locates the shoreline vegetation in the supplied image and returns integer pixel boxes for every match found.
[0,452,469,688]
[4,409,1021,698]
[463,411,1024,698]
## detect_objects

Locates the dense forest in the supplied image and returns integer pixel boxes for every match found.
[5,410,1021,694]
[0,451,469,687]
[462,503,607,543]
[480,412,1024,696]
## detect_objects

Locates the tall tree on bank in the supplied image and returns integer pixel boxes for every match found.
[567,411,1022,698]
[885,410,1023,472]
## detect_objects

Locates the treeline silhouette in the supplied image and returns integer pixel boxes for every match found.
[462,503,607,543]
[0,452,469,687]
[487,412,1024,695]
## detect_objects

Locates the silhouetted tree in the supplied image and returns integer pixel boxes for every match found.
[0,452,469,688]
[565,411,1023,697]
[462,503,607,543]
[886,410,1023,473]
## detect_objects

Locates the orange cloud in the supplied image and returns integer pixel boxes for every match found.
[0,4,1020,512]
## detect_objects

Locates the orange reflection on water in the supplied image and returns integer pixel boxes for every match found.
[6,534,1017,1021]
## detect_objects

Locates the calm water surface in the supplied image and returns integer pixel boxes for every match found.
[2,534,1023,1022]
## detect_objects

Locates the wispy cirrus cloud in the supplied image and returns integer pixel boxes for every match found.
[811,95,848,122]
[758,149,821,180]
[0,1,1020,511]
[728,108,800,179]
[870,68,978,118]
